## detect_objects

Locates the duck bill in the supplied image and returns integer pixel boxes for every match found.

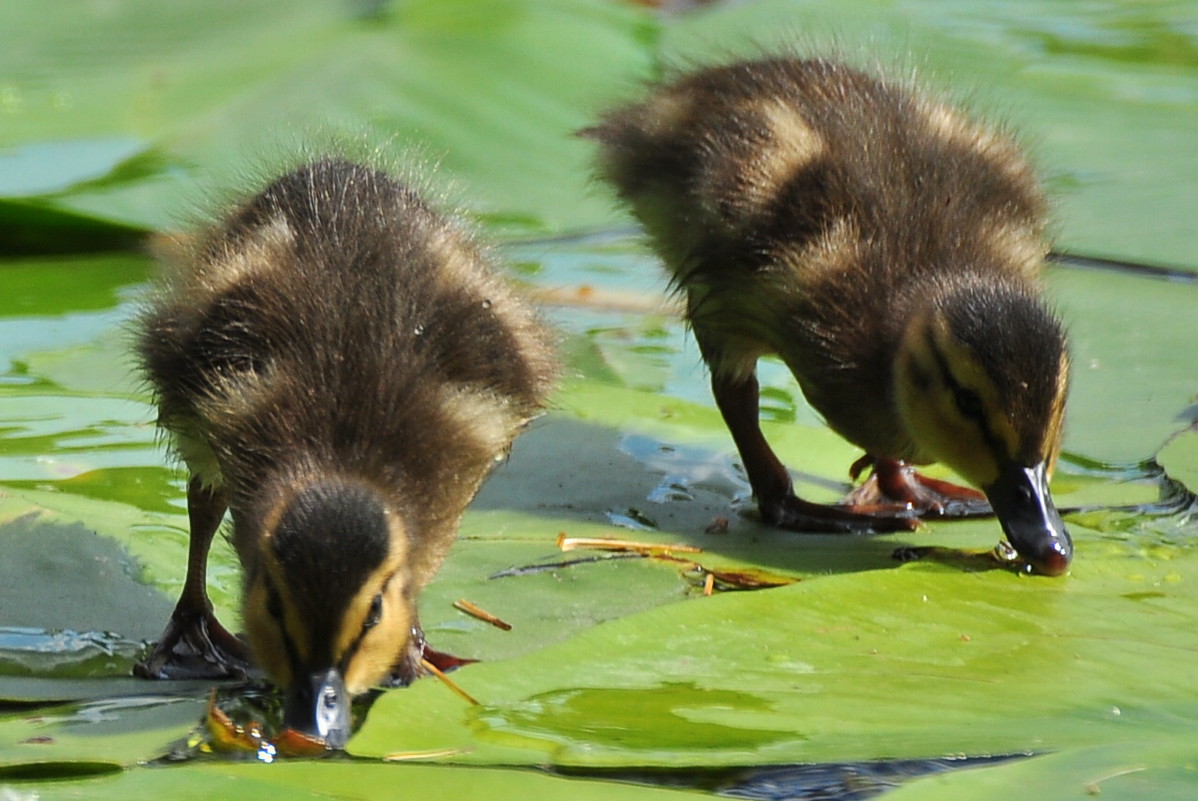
[283,667,352,750]
[984,461,1072,576]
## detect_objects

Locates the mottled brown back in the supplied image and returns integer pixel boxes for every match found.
[588,57,1056,458]
[139,159,556,585]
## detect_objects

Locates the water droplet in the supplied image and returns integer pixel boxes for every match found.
[256,741,277,763]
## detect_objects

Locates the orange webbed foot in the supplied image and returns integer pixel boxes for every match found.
[845,456,991,518]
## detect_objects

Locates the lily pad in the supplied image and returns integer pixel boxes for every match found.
[659,0,1198,270]
[15,761,699,801]
[0,0,1196,799]
[0,0,653,239]
[1158,421,1198,497]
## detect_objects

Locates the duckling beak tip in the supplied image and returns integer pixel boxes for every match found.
[1032,541,1072,577]
[985,462,1072,577]
[283,667,352,750]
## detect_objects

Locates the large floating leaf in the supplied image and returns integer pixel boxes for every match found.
[353,521,1198,763]
[1,1,1196,799]
[0,0,653,239]
[660,0,1198,270]
[17,761,698,801]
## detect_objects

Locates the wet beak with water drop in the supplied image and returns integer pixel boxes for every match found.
[283,667,352,750]
[984,461,1072,576]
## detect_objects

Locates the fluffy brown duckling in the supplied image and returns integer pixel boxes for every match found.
[134,158,555,746]
[585,57,1072,576]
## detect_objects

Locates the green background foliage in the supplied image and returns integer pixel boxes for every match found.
[1,0,1195,798]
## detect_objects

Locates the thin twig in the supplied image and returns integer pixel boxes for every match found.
[557,533,703,555]
[421,658,479,706]
[383,747,470,762]
[453,599,513,631]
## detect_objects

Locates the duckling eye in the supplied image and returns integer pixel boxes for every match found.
[364,593,384,630]
[954,387,984,419]
[266,586,283,622]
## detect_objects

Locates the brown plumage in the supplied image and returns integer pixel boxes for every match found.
[134,158,555,746]
[586,57,1071,575]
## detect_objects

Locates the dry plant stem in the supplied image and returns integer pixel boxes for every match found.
[421,658,480,706]
[557,533,703,555]
[383,747,470,762]
[556,534,797,592]
[453,599,513,631]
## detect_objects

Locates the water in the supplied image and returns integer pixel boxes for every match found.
[1,1,1196,797]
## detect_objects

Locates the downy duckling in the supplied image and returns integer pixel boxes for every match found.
[585,57,1072,575]
[134,158,556,746]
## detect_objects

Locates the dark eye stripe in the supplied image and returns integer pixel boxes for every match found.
[924,331,1008,461]
[954,387,984,418]
[264,572,302,674]
[337,570,400,677]
[337,607,377,677]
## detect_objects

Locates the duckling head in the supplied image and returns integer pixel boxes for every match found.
[242,476,413,748]
[895,278,1072,575]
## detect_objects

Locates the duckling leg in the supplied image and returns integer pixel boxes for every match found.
[134,478,251,680]
[844,457,992,518]
[711,372,916,533]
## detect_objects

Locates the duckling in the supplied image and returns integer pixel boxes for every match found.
[133,158,556,746]
[585,57,1072,575]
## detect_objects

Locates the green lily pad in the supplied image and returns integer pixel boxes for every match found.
[0,0,653,238]
[1,0,1197,798]
[888,736,1198,801]
[659,0,1198,271]
[0,138,150,198]
[1157,420,1198,496]
[353,523,1198,764]
[16,761,700,801]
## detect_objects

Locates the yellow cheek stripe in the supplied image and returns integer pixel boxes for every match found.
[332,516,409,662]
[263,562,310,670]
[925,319,1016,463]
[242,577,289,687]
[1042,350,1070,476]
[333,568,397,671]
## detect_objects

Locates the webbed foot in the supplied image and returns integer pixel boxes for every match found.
[135,477,248,681]
[845,456,991,518]
[707,372,921,534]
[134,606,252,681]
[759,491,919,533]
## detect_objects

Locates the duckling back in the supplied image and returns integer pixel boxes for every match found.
[588,57,1072,574]
[589,57,1046,276]
[138,159,556,700]
[587,57,1052,459]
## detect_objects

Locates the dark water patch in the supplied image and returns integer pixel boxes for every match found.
[0,759,123,782]
[1051,251,1198,283]
[555,753,1031,800]
[0,515,173,645]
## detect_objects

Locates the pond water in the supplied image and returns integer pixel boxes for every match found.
[1,232,1195,799]
[1,0,1197,799]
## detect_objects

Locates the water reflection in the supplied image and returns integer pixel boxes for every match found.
[557,753,1030,801]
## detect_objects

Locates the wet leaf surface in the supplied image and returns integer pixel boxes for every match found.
[1,1,1196,799]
